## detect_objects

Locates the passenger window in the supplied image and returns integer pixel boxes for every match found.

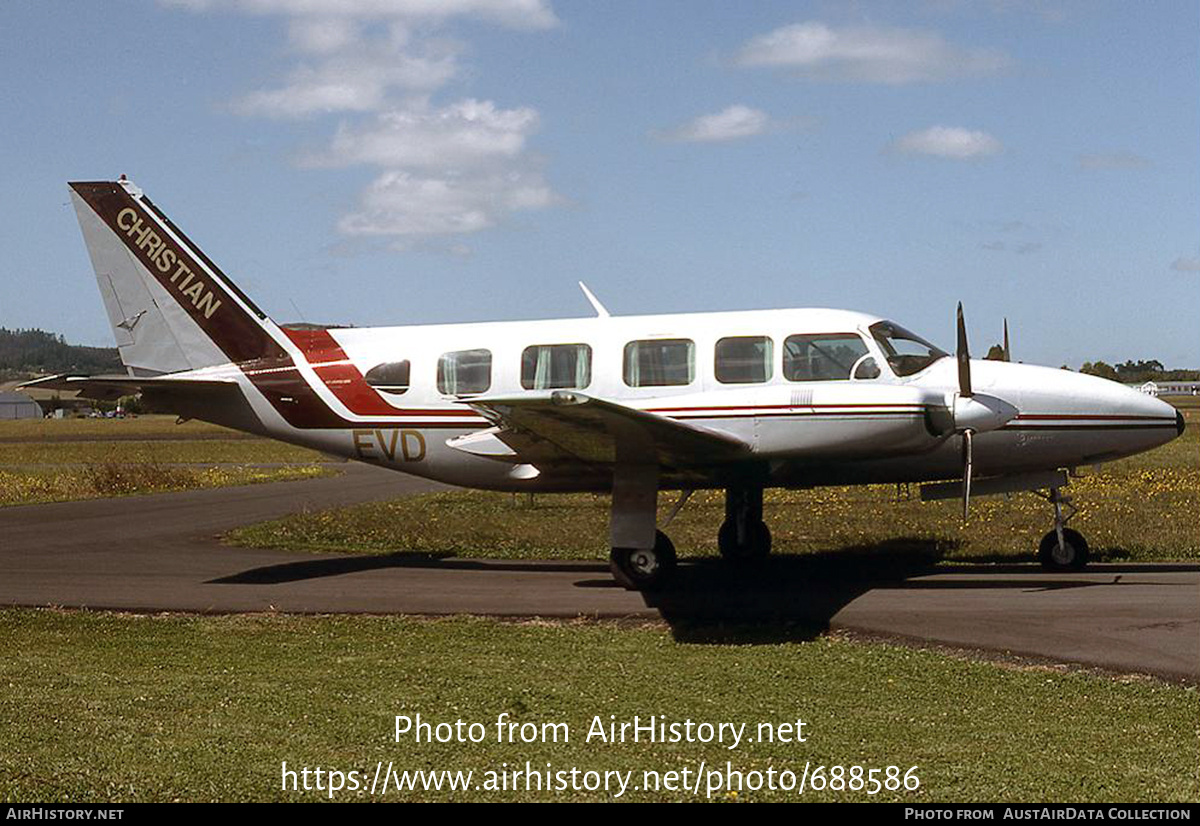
[715,336,773,384]
[521,344,592,390]
[437,349,492,395]
[364,360,411,395]
[783,334,875,382]
[623,339,695,387]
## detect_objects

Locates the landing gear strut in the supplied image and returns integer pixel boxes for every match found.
[608,458,677,591]
[718,486,772,561]
[610,531,676,591]
[1034,485,1089,571]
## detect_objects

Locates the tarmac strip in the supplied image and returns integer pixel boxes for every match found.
[1,462,1196,682]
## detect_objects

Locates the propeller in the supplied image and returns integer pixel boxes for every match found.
[961,428,973,522]
[956,302,972,398]
[956,302,974,521]
[922,303,1019,519]
[951,304,1019,520]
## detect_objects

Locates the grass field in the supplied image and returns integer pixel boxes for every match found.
[0,415,333,505]
[227,402,1200,564]
[0,415,235,440]
[3,407,1196,803]
[1,609,1196,803]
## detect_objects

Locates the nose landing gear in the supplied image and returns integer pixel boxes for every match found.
[1034,486,1089,571]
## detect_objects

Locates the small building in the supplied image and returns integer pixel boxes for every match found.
[0,390,42,420]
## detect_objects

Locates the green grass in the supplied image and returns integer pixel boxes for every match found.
[0,439,333,465]
[0,463,331,506]
[1,610,1195,802]
[0,414,243,440]
[0,415,333,505]
[227,407,1200,563]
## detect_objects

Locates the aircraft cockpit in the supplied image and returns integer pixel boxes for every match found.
[868,321,949,378]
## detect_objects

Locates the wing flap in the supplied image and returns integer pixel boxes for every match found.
[462,390,752,468]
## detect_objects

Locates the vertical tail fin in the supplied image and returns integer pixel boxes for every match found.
[68,179,288,375]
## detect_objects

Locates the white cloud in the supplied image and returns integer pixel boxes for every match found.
[162,0,558,29]
[287,17,361,54]
[308,100,540,168]
[340,167,558,237]
[656,105,772,143]
[892,126,1002,159]
[1170,257,1200,273]
[233,35,461,118]
[734,21,1008,84]
[1079,151,1151,171]
[168,0,562,242]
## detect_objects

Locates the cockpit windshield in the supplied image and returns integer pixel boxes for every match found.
[869,321,949,377]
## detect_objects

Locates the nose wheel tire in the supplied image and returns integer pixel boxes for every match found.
[610,531,677,591]
[1038,528,1089,572]
[718,519,772,562]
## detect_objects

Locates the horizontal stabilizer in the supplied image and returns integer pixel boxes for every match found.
[19,373,238,402]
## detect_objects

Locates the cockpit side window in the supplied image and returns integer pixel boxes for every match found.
[364,360,411,395]
[783,334,877,382]
[869,321,948,377]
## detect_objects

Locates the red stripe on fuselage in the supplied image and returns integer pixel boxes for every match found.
[282,328,479,419]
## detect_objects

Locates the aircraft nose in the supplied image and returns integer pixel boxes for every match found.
[1126,383,1180,422]
[1104,377,1180,429]
[970,360,1183,462]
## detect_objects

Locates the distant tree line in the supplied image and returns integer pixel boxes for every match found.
[0,327,121,380]
[1077,359,1198,383]
[973,341,1196,384]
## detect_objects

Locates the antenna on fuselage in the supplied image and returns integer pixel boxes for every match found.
[578,282,611,318]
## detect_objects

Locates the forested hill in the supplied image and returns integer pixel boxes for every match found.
[0,328,120,379]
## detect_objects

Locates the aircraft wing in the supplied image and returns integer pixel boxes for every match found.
[18,374,238,402]
[456,390,752,468]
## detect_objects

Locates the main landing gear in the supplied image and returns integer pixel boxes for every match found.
[609,484,773,591]
[718,486,772,561]
[609,531,677,591]
[1034,485,1089,572]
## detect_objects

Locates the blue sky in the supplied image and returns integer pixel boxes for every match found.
[1,0,1196,368]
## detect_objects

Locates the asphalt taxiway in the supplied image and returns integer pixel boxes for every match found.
[1,463,1196,681]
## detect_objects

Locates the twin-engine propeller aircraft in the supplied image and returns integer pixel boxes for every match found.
[26,179,1185,590]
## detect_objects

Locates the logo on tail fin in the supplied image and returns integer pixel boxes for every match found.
[116,309,147,333]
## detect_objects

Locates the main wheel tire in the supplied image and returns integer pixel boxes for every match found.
[1038,528,1089,572]
[610,531,677,591]
[717,519,772,562]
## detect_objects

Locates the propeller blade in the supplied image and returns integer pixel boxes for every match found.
[961,429,974,522]
[956,302,973,397]
[1003,318,1011,362]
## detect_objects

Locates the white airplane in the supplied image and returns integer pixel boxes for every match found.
[25,178,1185,590]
